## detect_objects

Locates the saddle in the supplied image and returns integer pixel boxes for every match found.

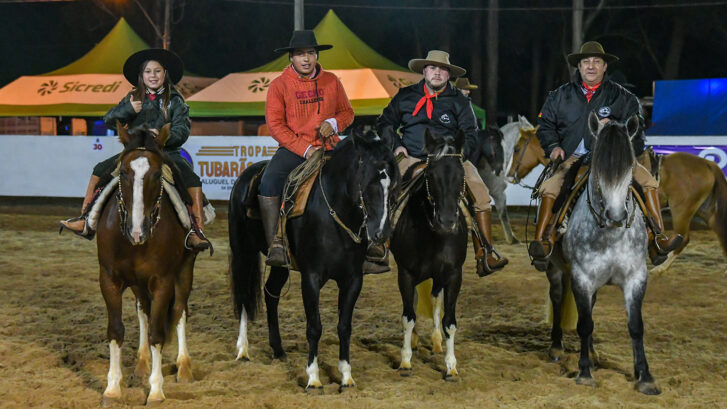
[84,163,215,237]
[546,157,651,242]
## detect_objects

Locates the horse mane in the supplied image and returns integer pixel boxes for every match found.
[591,122,634,189]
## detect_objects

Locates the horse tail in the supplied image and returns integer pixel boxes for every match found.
[545,270,578,331]
[229,174,263,322]
[415,279,434,319]
[707,162,727,257]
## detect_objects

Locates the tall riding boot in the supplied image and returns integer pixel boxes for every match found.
[474,209,508,276]
[644,188,683,264]
[258,195,287,267]
[528,196,555,271]
[59,174,100,236]
[186,187,212,253]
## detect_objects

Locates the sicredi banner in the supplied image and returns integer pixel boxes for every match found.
[0,74,131,105]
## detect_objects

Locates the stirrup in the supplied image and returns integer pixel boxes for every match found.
[365,242,388,262]
[653,233,683,255]
[528,240,552,272]
[185,229,213,255]
[58,216,95,240]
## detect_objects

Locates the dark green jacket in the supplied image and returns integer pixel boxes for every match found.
[103,87,191,151]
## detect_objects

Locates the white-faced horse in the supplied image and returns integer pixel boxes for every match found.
[547,112,660,395]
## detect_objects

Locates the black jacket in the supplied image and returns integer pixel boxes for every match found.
[103,87,191,152]
[376,80,478,159]
[537,73,645,158]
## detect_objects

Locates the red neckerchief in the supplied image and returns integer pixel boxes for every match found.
[147,93,157,101]
[412,83,444,119]
[582,81,602,102]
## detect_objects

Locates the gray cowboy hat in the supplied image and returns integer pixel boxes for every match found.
[408,50,466,77]
[567,41,619,67]
[123,48,184,85]
[274,30,333,53]
[452,77,478,90]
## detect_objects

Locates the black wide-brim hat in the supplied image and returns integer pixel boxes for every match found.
[123,48,184,85]
[567,41,619,67]
[274,30,333,53]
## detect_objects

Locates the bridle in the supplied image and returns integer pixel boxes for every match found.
[510,130,536,185]
[585,168,636,229]
[117,147,164,239]
[423,152,466,228]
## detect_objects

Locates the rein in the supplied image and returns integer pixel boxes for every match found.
[116,147,164,237]
[317,135,368,244]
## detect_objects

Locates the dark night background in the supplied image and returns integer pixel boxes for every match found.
[2,0,727,124]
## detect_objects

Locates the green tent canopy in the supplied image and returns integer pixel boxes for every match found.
[189,9,485,122]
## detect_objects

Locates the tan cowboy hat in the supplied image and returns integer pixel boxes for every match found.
[452,77,478,90]
[567,41,619,67]
[408,50,466,77]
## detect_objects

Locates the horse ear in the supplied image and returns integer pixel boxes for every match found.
[117,120,130,145]
[156,123,171,147]
[588,111,600,137]
[626,114,640,140]
[379,126,395,150]
[454,129,466,153]
[424,128,436,153]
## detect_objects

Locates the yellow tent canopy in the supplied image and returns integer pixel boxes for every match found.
[0,18,215,117]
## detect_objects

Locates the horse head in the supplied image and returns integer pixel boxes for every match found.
[350,127,400,244]
[477,126,505,176]
[507,127,544,183]
[422,128,466,234]
[116,122,170,245]
[589,112,640,226]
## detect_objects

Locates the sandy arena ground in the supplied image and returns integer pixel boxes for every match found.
[0,203,725,408]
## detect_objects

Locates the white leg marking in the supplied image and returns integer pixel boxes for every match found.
[176,311,189,360]
[306,357,322,389]
[235,307,250,360]
[136,301,150,359]
[147,344,165,403]
[129,157,150,243]
[431,290,443,353]
[400,316,415,370]
[338,360,355,387]
[444,324,458,376]
[103,340,122,399]
[378,169,391,234]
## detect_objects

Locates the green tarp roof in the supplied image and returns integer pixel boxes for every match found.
[248,10,407,72]
[45,18,150,76]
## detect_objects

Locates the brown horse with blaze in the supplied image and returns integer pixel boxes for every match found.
[96,123,196,405]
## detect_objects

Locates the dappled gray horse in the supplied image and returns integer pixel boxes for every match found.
[549,112,660,395]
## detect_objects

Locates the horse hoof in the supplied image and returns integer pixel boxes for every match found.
[575,376,596,387]
[339,383,356,393]
[549,348,564,362]
[235,350,251,361]
[272,349,287,361]
[636,381,661,395]
[444,371,460,382]
[146,397,165,406]
[176,367,194,384]
[398,367,413,377]
[305,385,324,395]
[101,396,121,407]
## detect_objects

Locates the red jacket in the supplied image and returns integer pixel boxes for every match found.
[265,64,354,157]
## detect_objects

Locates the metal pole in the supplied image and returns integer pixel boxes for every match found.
[294,0,304,30]
[163,0,173,50]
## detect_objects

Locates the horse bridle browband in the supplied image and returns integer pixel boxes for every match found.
[424,152,466,227]
[117,147,164,236]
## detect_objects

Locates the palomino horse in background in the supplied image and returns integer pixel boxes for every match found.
[392,129,469,381]
[510,126,727,274]
[229,129,399,392]
[96,124,196,405]
[473,116,535,244]
[548,113,660,395]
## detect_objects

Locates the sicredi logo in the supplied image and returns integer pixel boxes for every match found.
[37,80,122,96]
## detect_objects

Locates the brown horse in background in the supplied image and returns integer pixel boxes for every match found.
[96,124,196,405]
[510,131,727,273]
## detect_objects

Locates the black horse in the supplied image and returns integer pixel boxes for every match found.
[391,129,469,381]
[229,129,399,392]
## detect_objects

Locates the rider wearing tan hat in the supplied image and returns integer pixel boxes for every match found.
[529,41,682,270]
[377,50,508,276]
[452,77,478,97]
